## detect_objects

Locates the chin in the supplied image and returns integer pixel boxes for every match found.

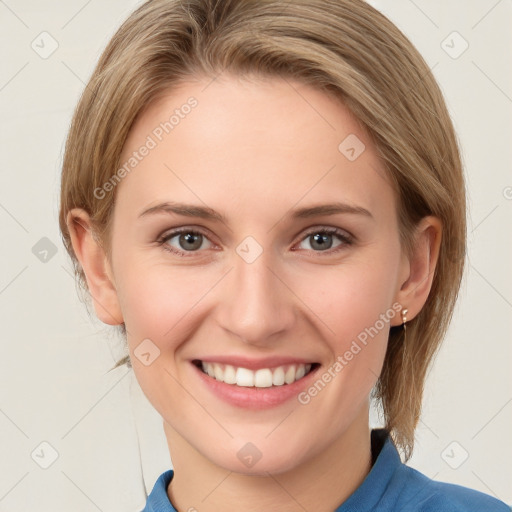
[205,439,310,476]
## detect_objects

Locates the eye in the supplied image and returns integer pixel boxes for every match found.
[158,228,213,256]
[295,227,353,253]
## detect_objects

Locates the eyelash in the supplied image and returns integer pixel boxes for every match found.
[156,226,354,258]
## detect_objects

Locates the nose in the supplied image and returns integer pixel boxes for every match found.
[217,246,296,347]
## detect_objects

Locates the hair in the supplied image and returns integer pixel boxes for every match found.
[59,0,466,460]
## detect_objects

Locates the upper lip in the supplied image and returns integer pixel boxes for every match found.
[193,355,317,371]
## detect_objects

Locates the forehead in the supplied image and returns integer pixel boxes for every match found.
[116,73,394,223]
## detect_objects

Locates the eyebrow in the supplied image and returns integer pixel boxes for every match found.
[137,201,373,223]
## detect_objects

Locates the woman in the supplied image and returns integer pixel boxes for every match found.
[58,0,509,510]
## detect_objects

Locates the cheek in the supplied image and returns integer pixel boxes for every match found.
[298,256,399,341]
[115,257,214,354]
[117,263,212,414]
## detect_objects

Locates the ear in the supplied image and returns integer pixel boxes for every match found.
[392,216,442,325]
[66,208,123,326]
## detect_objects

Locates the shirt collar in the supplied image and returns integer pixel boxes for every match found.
[335,428,402,511]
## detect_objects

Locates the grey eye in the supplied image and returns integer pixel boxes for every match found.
[165,231,212,252]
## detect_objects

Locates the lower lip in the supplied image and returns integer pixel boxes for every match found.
[192,363,320,410]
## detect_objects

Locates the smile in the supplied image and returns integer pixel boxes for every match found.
[194,360,319,388]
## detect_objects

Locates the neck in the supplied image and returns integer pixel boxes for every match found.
[164,409,373,512]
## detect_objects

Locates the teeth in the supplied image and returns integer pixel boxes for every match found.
[296,365,306,380]
[235,367,254,387]
[272,367,285,386]
[206,363,215,378]
[223,364,237,384]
[254,369,273,388]
[200,362,313,388]
[213,364,223,381]
[284,366,295,384]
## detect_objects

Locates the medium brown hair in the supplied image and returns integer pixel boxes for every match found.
[59,0,466,460]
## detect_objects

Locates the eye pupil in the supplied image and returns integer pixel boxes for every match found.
[311,233,333,251]
[180,232,202,250]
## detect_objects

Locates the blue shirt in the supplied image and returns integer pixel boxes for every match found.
[141,429,510,511]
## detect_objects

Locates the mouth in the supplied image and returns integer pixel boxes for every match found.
[192,360,320,388]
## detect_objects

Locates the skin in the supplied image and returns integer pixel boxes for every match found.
[68,73,441,512]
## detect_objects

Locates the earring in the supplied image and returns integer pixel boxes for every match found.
[401,308,408,332]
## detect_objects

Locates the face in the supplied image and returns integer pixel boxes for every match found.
[107,73,408,474]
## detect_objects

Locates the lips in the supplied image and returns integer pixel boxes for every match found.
[191,358,321,409]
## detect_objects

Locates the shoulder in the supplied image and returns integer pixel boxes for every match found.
[395,464,510,512]
[335,430,509,512]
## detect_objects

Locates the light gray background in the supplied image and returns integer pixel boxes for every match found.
[1,0,511,510]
